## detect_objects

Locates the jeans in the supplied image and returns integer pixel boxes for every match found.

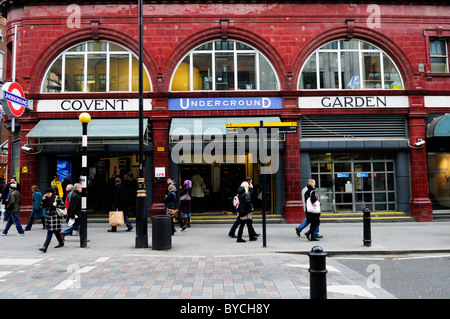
[296,219,320,236]
[62,224,80,235]
[3,212,24,235]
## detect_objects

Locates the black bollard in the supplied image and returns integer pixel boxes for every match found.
[152,215,172,250]
[363,207,372,247]
[308,245,327,299]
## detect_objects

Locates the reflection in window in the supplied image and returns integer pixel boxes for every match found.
[42,41,151,93]
[299,39,403,90]
[171,40,279,91]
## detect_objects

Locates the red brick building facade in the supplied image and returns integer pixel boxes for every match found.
[1,1,449,223]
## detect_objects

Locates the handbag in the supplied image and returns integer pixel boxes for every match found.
[109,210,124,226]
[166,208,179,218]
[180,194,191,201]
[306,197,321,214]
[56,206,67,217]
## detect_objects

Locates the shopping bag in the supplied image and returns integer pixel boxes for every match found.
[109,210,124,226]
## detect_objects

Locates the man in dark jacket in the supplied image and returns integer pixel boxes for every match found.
[108,177,133,232]
[61,183,81,240]
[2,183,24,236]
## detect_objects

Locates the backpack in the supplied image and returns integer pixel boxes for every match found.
[232,194,239,210]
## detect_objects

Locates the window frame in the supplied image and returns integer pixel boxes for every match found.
[298,39,404,90]
[429,38,449,73]
[170,40,280,92]
[41,40,152,93]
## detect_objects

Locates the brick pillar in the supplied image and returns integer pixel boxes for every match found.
[408,96,432,222]
[282,98,303,223]
[149,102,170,221]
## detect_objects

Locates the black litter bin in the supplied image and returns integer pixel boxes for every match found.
[152,215,172,250]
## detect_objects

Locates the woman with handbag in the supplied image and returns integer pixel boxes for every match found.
[179,180,192,227]
[236,181,257,243]
[304,179,321,241]
[165,184,186,234]
[38,188,65,252]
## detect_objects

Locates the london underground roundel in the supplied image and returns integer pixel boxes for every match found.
[1,82,28,117]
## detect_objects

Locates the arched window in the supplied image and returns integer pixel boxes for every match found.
[41,41,151,93]
[299,39,403,90]
[170,40,280,91]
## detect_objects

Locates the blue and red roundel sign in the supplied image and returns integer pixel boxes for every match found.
[1,82,28,117]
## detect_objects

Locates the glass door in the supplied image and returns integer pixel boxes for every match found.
[311,153,396,212]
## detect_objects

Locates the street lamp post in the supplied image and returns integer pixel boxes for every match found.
[79,112,91,248]
[136,0,148,248]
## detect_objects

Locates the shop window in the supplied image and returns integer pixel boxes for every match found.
[430,39,449,73]
[299,39,403,90]
[170,40,279,91]
[41,41,151,93]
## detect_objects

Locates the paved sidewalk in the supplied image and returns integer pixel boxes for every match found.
[0,220,449,300]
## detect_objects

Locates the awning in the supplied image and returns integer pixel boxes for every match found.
[26,118,150,146]
[427,115,450,138]
[169,117,281,143]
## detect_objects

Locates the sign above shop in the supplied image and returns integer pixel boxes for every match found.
[169,97,282,111]
[299,96,409,108]
[0,82,29,117]
[36,99,152,112]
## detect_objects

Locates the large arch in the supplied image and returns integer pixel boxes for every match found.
[30,27,157,94]
[292,26,415,91]
[162,26,288,91]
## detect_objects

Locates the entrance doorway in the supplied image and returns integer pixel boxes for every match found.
[310,152,396,212]
[178,161,273,214]
[47,154,140,215]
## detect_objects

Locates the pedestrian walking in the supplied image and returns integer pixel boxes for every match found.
[108,177,133,232]
[24,185,46,231]
[228,177,259,238]
[165,184,186,234]
[38,188,65,252]
[179,180,192,227]
[1,177,19,222]
[236,181,257,243]
[191,171,205,213]
[304,179,321,241]
[61,183,81,240]
[2,183,24,236]
[123,172,138,217]
[295,179,321,238]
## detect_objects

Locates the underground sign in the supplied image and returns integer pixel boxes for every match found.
[1,82,28,117]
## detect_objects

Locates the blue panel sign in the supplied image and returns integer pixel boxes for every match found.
[336,173,349,178]
[168,97,282,111]
[357,173,369,177]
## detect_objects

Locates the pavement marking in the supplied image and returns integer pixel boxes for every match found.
[0,271,11,278]
[0,259,43,265]
[299,285,377,299]
[327,285,377,299]
[94,257,110,263]
[393,254,450,261]
[285,263,342,273]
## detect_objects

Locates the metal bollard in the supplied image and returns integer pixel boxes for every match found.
[152,215,172,250]
[308,245,327,299]
[363,207,372,247]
